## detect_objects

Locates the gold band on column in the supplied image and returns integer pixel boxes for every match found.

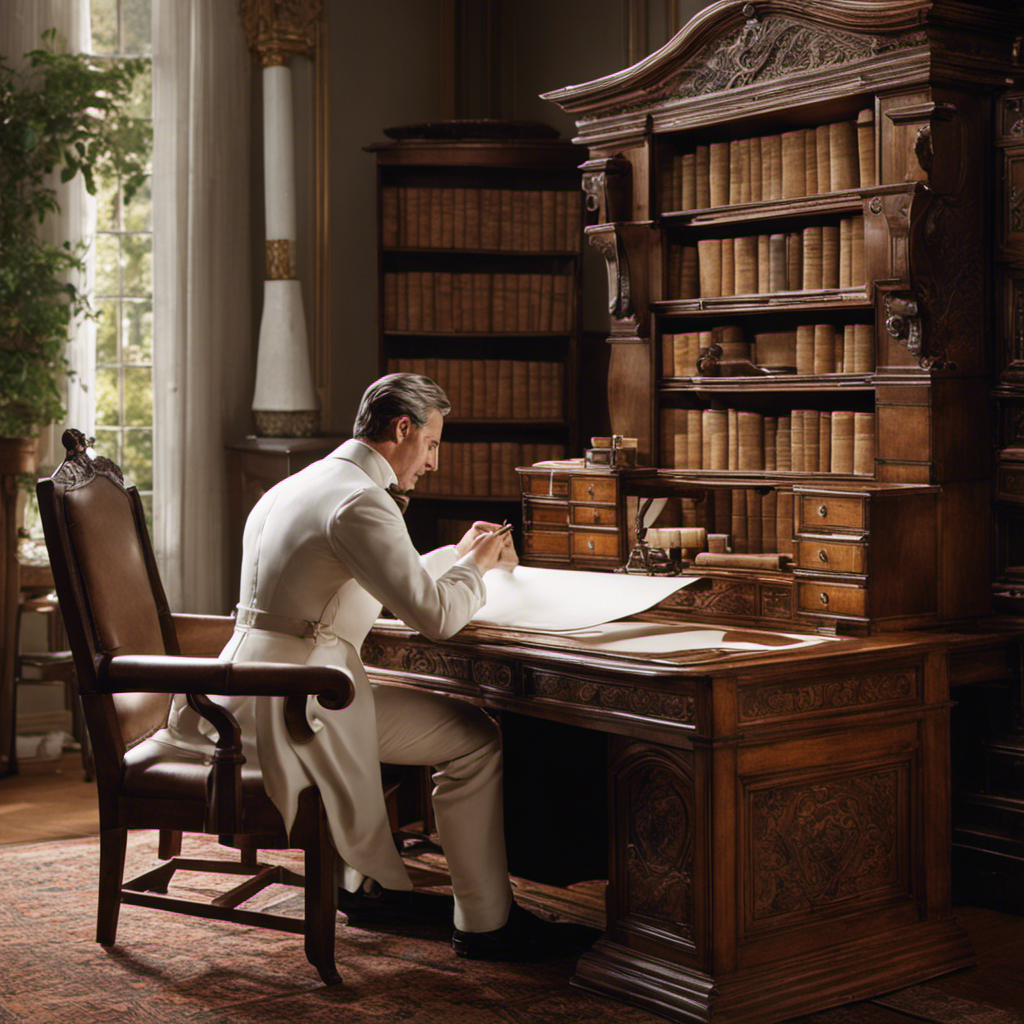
[265,239,295,280]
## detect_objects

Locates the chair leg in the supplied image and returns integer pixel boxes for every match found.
[97,827,127,946]
[300,790,340,985]
[157,830,182,861]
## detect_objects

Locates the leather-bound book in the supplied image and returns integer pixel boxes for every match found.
[822,223,840,288]
[804,410,820,472]
[852,217,865,285]
[436,272,453,332]
[757,234,771,292]
[737,411,764,470]
[815,124,831,193]
[854,412,875,475]
[839,216,853,288]
[720,237,736,296]
[441,187,455,248]
[704,408,729,469]
[856,109,876,187]
[728,407,739,469]
[421,187,436,247]
[554,363,565,417]
[453,188,466,248]
[734,235,758,294]
[853,323,874,372]
[763,416,779,471]
[796,324,815,375]
[761,487,778,553]
[776,415,792,471]
[512,360,528,419]
[754,330,796,368]
[791,408,806,472]
[731,488,748,553]
[763,133,782,201]
[813,323,836,374]
[695,144,712,207]
[667,244,681,298]
[781,129,807,198]
[420,271,435,331]
[406,186,421,246]
[464,189,480,248]
[527,190,543,250]
[681,244,700,298]
[738,137,752,204]
[829,121,859,190]
[473,273,492,332]
[383,273,398,330]
[472,443,490,496]
[485,359,500,418]
[802,225,823,290]
[541,190,556,250]
[407,271,423,331]
[713,488,732,538]
[510,191,525,251]
[675,332,702,377]
[710,141,730,206]
[787,231,803,290]
[481,189,501,249]
[698,238,723,296]
[776,489,794,555]
[554,190,568,250]
[719,324,749,361]
[660,409,675,466]
[552,275,568,332]
[662,334,676,378]
[397,186,409,246]
[382,186,399,247]
[687,409,704,469]
[682,152,697,210]
[539,274,554,331]
[729,140,744,206]
[749,136,762,202]
[804,135,818,195]
[497,361,513,419]
[830,411,855,474]
[673,409,687,469]
[768,233,789,292]
[429,188,444,248]
[471,361,487,418]
[819,411,832,471]
[746,489,763,554]
[528,273,542,332]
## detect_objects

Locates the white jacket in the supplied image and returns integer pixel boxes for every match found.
[166,438,486,889]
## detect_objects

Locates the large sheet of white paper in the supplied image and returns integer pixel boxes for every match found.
[563,621,835,654]
[473,565,697,633]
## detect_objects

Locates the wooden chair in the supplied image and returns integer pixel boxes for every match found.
[36,428,355,985]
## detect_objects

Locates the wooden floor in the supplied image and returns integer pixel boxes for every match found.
[2,754,1022,1022]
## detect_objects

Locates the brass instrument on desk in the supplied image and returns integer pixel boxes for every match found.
[622,496,705,575]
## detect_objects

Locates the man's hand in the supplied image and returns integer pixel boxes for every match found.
[458,520,518,574]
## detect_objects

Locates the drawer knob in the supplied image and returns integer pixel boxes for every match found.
[818,549,828,563]
[818,503,829,518]
[819,592,830,607]
[593,510,600,523]
[588,484,595,497]
[588,540,595,551]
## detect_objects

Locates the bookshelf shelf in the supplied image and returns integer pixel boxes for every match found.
[368,125,584,551]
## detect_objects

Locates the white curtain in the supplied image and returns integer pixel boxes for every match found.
[152,0,253,614]
[0,2,95,471]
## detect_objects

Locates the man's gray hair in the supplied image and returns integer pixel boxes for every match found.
[352,373,451,440]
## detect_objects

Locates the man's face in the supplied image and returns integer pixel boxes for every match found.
[391,408,443,491]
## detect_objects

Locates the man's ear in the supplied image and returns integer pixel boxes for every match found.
[391,415,412,442]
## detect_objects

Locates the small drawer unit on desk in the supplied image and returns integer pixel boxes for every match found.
[520,468,571,566]
[568,472,625,568]
[792,485,939,630]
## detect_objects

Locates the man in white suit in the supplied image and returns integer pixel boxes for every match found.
[167,373,587,960]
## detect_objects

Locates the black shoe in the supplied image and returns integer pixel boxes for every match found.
[338,884,454,931]
[452,901,599,962]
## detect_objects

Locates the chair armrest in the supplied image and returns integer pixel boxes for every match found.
[172,613,236,657]
[99,654,354,711]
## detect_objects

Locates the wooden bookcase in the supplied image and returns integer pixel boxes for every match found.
[366,123,584,551]
[536,0,1024,637]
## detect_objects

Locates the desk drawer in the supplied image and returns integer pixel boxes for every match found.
[571,505,618,527]
[525,531,570,558]
[527,502,569,528]
[797,494,867,533]
[797,580,867,618]
[521,472,569,498]
[571,530,620,559]
[571,476,618,504]
[793,537,867,574]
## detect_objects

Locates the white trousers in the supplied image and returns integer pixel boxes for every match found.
[371,684,513,932]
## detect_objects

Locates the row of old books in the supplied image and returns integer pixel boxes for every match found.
[662,322,875,376]
[383,271,575,333]
[416,442,566,498]
[659,113,875,212]
[380,186,580,252]
[666,218,866,298]
[660,408,876,474]
[652,491,796,556]
[386,357,565,420]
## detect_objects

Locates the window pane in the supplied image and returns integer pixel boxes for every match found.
[122,233,151,296]
[96,300,119,364]
[122,300,152,363]
[93,427,120,463]
[95,233,120,297]
[96,174,121,231]
[123,176,151,231]
[128,63,153,118]
[90,0,117,53]
[122,0,152,55]
[123,366,152,426]
[95,368,122,426]
[122,428,153,489]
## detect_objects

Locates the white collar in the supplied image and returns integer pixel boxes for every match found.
[331,438,398,490]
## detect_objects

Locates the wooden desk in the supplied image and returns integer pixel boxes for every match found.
[363,621,1018,1024]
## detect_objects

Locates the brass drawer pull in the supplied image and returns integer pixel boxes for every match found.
[588,540,595,551]
[818,549,828,563]
[818,503,828,518]
[593,509,600,523]
[588,484,595,497]
[819,592,829,606]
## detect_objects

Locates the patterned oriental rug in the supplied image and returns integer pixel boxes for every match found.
[0,833,1020,1024]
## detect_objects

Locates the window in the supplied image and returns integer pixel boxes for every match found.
[89,0,153,522]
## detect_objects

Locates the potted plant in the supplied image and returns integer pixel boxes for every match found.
[0,28,150,776]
